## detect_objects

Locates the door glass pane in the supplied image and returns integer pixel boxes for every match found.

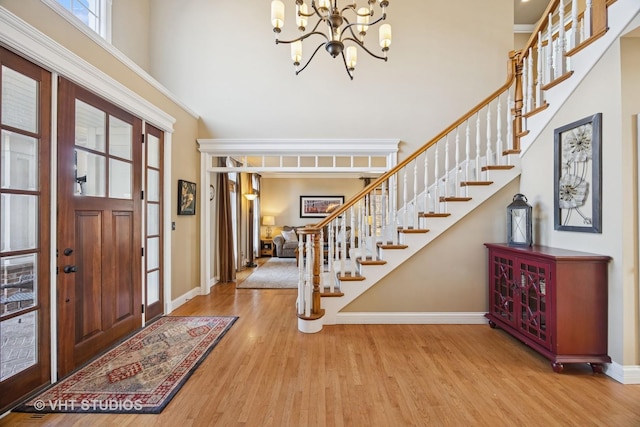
[1,66,37,133]
[0,311,37,380]
[1,254,37,317]
[146,270,159,305]
[1,194,38,251]
[1,130,38,191]
[147,203,159,235]
[147,237,159,270]
[147,134,160,168]
[75,149,106,196]
[109,159,132,199]
[109,116,132,160]
[75,100,106,152]
[147,169,159,202]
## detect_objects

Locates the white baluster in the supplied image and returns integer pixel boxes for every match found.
[585,0,592,39]
[527,47,534,111]
[402,168,408,226]
[444,135,450,199]
[465,121,471,196]
[507,89,513,165]
[475,114,481,181]
[304,237,312,317]
[455,128,460,196]
[570,0,579,50]
[423,149,429,215]
[357,199,365,260]
[557,1,566,76]
[434,142,440,212]
[412,160,419,229]
[522,54,529,116]
[340,212,346,275]
[547,13,554,81]
[486,105,493,174]
[496,97,502,166]
[390,175,398,246]
[349,205,356,277]
[536,32,543,107]
[297,237,305,315]
[381,180,388,243]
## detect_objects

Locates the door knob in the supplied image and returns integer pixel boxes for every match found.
[63,248,73,256]
[63,265,78,273]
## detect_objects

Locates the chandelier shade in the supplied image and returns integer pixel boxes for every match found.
[270,0,391,80]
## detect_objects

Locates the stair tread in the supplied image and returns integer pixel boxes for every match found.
[377,243,409,249]
[337,273,366,281]
[439,196,472,202]
[481,165,514,171]
[397,228,430,233]
[461,181,493,186]
[358,259,387,265]
[420,212,452,218]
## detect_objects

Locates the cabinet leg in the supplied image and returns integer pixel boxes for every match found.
[551,362,564,373]
[488,320,496,329]
[590,363,604,374]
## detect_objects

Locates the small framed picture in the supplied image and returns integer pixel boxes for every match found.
[300,195,344,218]
[178,179,196,215]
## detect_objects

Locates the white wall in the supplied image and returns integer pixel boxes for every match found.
[112,0,150,72]
[147,0,514,161]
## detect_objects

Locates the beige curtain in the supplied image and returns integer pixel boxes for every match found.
[216,157,235,282]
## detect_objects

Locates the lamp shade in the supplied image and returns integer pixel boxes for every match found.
[244,193,257,201]
[507,193,532,247]
[262,215,275,226]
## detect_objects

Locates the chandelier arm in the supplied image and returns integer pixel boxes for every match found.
[341,17,360,41]
[340,50,355,80]
[343,37,388,61]
[276,31,328,45]
[295,42,327,75]
[341,13,387,42]
[309,1,328,20]
[340,5,356,16]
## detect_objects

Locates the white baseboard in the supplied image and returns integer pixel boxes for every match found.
[604,361,640,384]
[167,287,201,313]
[334,312,488,324]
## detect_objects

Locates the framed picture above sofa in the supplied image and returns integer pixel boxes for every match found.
[300,195,344,218]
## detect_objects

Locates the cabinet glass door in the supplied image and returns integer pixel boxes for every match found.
[489,251,516,327]
[517,258,551,349]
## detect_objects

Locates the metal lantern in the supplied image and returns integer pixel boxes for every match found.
[507,193,533,247]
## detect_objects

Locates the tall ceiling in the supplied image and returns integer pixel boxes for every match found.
[514,0,549,25]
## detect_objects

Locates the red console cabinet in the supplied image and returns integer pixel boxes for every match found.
[484,243,611,373]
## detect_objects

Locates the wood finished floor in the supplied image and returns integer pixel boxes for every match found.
[2,258,640,426]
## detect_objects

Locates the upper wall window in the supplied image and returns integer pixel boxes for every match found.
[47,0,112,42]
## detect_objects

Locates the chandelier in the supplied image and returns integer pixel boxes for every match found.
[270,1,392,80]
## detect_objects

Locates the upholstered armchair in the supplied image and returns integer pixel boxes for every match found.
[273,226,299,258]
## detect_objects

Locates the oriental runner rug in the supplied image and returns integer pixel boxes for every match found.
[14,315,237,414]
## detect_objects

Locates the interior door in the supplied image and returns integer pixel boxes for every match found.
[56,78,142,377]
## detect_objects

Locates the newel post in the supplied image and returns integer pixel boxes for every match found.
[296,227,325,333]
[590,0,607,38]
[511,50,524,153]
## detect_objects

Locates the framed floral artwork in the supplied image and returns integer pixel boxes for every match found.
[553,113,602,233]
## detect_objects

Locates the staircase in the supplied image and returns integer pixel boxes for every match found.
[296,0,640,333]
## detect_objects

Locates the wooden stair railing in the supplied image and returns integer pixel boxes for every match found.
[295,0,615,326]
